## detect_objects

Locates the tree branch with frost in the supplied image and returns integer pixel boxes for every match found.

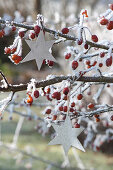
[0,19,111,51]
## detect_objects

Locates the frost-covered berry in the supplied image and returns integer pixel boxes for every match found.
[110,115,113,121]
[30,32,36,39]
[84,43,88,49]
[107,21,113,30]
[100,52,105,58]
[46,109,51,114]
[77,94,83,100]
[52,115,57,120]
[4,47,11,54]
[19,31,25,38]
[59,106,63,111]
[65,53,71,59]
[61,28,69,34]
[63,87,69,95]
[91,35,98,42]
[48,60,54,67]
[72,61,78,70]
[88,103,94,109]
[52,92,61,100]
[71,102,75,107]
[34,25,41,34]
[77,39,83,45]
[27,95,33,105]
[74,123,80,128]
[99,63,103,67]
[0,30,5,38]
[106,56,112,67]
[63,106,68,112]
[12,26,16,32]
[100,18,108,25]
[109,4,113,10]
[34,90,39,98]
[86,60,90,65]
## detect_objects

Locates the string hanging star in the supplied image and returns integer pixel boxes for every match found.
[49,116,85,155]
[21,31,57,70]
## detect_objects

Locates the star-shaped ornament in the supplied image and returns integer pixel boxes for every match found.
[21,31,57,70]
[49,116,85,155]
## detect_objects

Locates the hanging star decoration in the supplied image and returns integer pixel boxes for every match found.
[21,31,57,70]
[49,116,85,155]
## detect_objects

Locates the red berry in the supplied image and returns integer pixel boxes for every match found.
[43,59,46,65]
[19,31,25,38]
[107,21,113,30]
[109,4,113,10]
[46,95,52,101]
[110,115,113,121]
[63,87,69,95]
[63,106,68,112]
[92,61,97,66]
[86,60,90,65]
[0,30,5,38]
[4,47,11,54]
[71,102,75,107]
[52,115,57,120]
[30,33,36,39]
[34,90,39,98]
[46,109,51,114]
[11,47,17,53]
[77,39,83,45]
[100,52,105,58]
[63,95,68,100]
[34,25,41,34]
[65,53,71,59]
[91,35,98,42]
[52,92,61,100]
[99,63,103,67]
[107,84,110,88]
[84,43,88,49]
[48,60,54,67]
[74,123,80,128]
[47,88,50,94]
[59,106,63,111]
[88,103,94,109]
[12,26,16,31]
[70,108,74,112]
[27,95,33,105]
[77,94,83,100]
[106,56,112,67]
[72,60,78,70]
[61,28,69,34]
[100,18,108,25]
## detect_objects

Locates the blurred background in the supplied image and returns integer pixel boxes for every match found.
[0,0,113,170]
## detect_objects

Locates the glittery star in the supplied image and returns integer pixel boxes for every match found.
[49,116,85,155]
[21,31,56,70]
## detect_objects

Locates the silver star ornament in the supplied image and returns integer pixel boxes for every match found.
[21,31,57,70]
[49,116,85,155]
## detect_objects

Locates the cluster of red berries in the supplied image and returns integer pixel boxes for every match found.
[99,4,113,30]
[0,29,5,38]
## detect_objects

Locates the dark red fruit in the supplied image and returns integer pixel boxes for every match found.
[72,61,78,70]
[52,115,57,120]
[48,60,54,67]
[107,21,113,30]
[63,106,68,112]
[88,103,94,109]
[52,92,61,100]
[86,60,90,65]
[99,63,103,67]
[12,26,16,31]
[19,31,25,38]
[63,87,69,95]
[65,53,71,59]
[30,33,36,39]
[46,109,51,114]
[109,4,113,10]
[71,102,75,107]
[61,28,69,34]
[100,52,105,58]
[74,123,80,128]
[59,106,63,111]
[91,35,98,42]
[34,90,39,98]
[4,47,11,54]
[100,18,108,25]
[110,115,113,121]
[106,56,112,67]
[77,39,83,45]
[77,94,83,100]
[84,43,88,49]
[34,25,40,34]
